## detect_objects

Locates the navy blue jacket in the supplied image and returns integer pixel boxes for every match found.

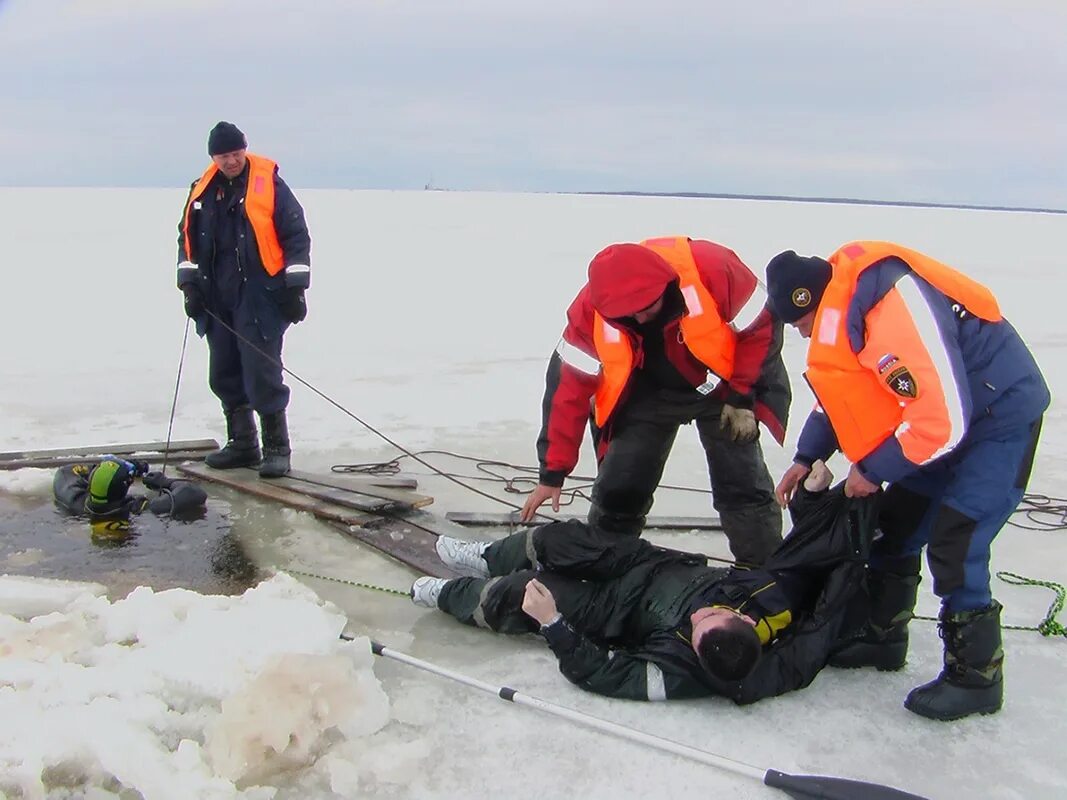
[176,162,311,340]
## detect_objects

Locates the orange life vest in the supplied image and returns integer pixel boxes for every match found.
[805,241,1001,461]
[182,153,285,276]
[591,236,737,426]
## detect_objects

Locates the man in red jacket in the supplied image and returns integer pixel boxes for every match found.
[521,237,791,565]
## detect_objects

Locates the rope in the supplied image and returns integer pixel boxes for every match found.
[202,311,554,519]
[914,570,1067,637]
[285,568,409,597]
[161,317,191,478]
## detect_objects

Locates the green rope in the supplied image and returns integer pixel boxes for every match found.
[914,570,1066,637]
[286,568,409,597]
[995,570,1067,637]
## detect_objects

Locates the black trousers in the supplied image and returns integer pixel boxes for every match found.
[591,388,781,564]
[205,305,290,415]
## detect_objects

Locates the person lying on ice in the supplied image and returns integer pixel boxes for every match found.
[410,462,876,702]
[53,456,208,537]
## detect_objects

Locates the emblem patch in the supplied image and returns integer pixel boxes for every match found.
[885,365,917,398]
[791,287,812,308]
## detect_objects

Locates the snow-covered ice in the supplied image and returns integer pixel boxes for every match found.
[1,187,1065,798]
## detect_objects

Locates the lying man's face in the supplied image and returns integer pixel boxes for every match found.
[689,606,756,652]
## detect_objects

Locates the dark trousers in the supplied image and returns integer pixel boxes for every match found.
[873,416,1042,611]
[438,521,673,639]
[205,306,290,415]
[590,388,781,564]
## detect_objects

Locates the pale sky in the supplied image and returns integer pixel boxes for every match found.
[2,0,1065,208]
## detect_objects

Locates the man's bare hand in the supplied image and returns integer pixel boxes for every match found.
[520,484,562,521]
[522,578,559,625]
[844,464,880,498]
[775,462,811,508]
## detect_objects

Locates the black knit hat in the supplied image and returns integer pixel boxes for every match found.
[207,121,247,156]
[765,250,833,323]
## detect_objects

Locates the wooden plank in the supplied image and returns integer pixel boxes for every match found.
[250,471,397,514]
[445,511,723,532]
[0,439,219,461]
[284,469,434,509]
[175,462,379,526]
[320,472,420,490]
[0,449,218,471]
[327,519,459,579]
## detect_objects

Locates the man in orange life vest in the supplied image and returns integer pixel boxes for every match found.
[176,122,311,478]
[767,243,1049,721]
[522,237,792,566]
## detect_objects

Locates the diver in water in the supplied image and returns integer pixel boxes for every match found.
[53,456,208,536]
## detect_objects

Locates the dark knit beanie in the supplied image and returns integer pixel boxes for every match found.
[207,121,247,156]
[765,250,832,323]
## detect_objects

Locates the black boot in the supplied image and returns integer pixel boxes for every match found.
[205,406,261,469]
[905,601,1004,721]
[829,556,921,671]
[258,410,291,478]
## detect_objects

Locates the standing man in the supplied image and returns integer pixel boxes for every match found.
[767,242,1049,721]
[522,237,791,566]
[176,121,311,478]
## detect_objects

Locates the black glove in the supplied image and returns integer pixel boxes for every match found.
[182,284,205,319]
[143,471,174,491]
[279,287,307,324]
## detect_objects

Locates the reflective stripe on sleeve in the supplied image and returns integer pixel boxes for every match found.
[646,663,667,701]
[555,337,601,376]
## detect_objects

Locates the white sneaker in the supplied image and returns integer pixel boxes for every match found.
[435,536,491,578]
[411,576,449,609]
[803,460,834,492]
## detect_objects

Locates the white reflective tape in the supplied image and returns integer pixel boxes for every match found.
[555,337,601,376]
[601,320,621,343]
[285,263,310,274]
[681,285,703,317]
[817,308,840,345]
[893,276,966,460]
[645,663,667,701]
[177,261,199,271]
[731,284,767,331]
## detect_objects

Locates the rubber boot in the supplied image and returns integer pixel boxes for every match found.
[829,556,921,671]
[258,410,291,478]
[205,406,261,469]
[905,601,1004,721]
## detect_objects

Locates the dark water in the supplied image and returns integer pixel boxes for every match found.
[0,492,261,597]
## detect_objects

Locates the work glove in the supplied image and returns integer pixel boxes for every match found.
[128,459,151,478]
[182,284,205,319]
[719,403,759,444]
[142,471,174,492]
[279,287,307,324]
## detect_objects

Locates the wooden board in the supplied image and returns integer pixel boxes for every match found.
[327,519,459,579]
[1,450,219,471]
[445,511,723,531]
[319,470,420,490]
[0,439,220,470]
[175,462,381,526]
[285,469,433,509]
[0,438,219,461]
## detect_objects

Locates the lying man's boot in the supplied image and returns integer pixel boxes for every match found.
[411,577,450,609]
[829,556,921,671]
[436,536,491,578]
[905,601,1004,721]
[205,406,261,469]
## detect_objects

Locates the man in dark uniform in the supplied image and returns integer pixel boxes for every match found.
[176,121,312,478]
[411,463,875,703]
